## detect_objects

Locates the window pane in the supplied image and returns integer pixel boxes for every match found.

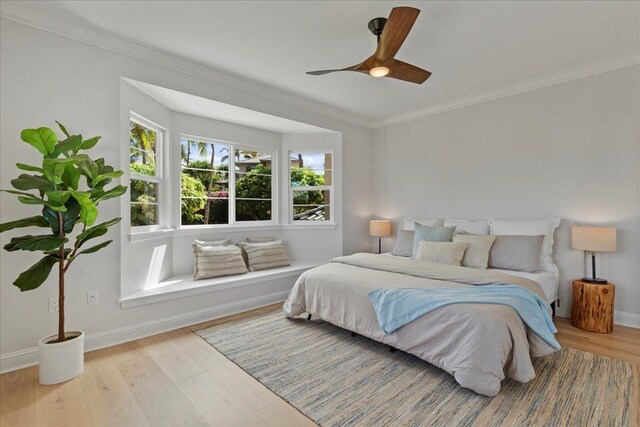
[130,179,158,203]
[290,152,331,170]
[235,173,271,200]
[236,200,271,222]
[290,152,331,186]
[180,138,231,225]
[181,197,229,225]
[292,190,330,221]
[235,150,272,175]
[130,121,157,172]
[181,138,230,169]
[131,203,158,227]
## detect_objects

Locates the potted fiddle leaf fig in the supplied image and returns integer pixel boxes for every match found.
[0,122,126,385]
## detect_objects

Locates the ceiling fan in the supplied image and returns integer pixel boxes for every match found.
[306,6,431,84]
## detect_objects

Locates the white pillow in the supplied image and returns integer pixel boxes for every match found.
[488,218,560,276]
[402,217,445,231]
[415,241,468,266]
[445,218,490,235]
[452,234,496,269]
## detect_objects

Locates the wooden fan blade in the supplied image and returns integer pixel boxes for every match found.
[374,7,420,62]
[306,64,361,75]
[387,59,431,84]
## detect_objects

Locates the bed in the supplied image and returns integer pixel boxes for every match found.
[283,253,559,397]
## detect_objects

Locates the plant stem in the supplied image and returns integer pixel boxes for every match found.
[58,212,65,343]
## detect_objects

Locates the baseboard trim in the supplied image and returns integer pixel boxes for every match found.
[614,310,640,329]
[0,290,289,374]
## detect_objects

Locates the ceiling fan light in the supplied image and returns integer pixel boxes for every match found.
[369,66,390,77]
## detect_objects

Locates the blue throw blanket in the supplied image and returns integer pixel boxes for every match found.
[368,285,560,349]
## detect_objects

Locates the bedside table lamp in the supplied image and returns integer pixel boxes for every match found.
[370,220,391,254]
[571,226,617,284]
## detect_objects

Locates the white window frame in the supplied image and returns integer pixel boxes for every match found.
[178,134,277,229]
[129,113,164,232]
[288,149,334,224]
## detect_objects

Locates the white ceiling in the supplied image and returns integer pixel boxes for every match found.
[2,1,639,125]
[127,79,334,134]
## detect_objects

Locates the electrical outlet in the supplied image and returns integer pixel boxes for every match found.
[49,298,59,312]
[87,291,99,306]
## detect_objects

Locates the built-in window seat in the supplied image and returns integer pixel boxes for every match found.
[119,262,319,308]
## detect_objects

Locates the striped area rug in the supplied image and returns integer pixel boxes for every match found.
[195,310,638,427]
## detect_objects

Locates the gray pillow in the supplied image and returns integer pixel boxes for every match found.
[412,223,456,258]
[392,229,414,257]
[488,235,544,272]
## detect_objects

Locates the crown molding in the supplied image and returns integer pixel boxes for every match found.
[373,52,640,129]
[0,13,374,130]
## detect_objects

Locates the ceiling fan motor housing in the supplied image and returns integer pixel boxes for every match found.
[368,17,387,38]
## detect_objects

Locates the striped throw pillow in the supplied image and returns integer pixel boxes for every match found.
[193,245,247,280]
[245,240,290,272]
[194,239,229,247]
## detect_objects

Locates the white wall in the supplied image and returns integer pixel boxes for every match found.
[372,65,640,321]
[0,18,373,368]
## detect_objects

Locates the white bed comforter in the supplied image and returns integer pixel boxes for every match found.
[283,253,558,397]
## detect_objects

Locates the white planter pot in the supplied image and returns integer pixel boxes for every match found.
[38,331,84,385]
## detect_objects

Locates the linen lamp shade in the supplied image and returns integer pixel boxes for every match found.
[571,226,616,284]
[370,220,391,254]
[369,220,392,237]
[572,227,616,252]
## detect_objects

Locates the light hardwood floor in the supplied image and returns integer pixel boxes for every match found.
[2,304,639,427]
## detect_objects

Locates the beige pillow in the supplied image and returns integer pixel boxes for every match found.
[244,240,290,271]
[452,234,496,269]
[415,241,468,266]
[246,237,277,243]
[193,245,247,280]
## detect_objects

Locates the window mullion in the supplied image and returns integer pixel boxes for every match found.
[229,147,236,225]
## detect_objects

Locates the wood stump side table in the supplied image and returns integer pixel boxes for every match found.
[571,280,615,333]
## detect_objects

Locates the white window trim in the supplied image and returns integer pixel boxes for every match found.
[178,134,278,229]
[129,113,165,233]
[288,149,335,225]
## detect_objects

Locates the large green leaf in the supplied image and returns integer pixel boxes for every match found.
[13,256,58,291]
[75,240,112,256]
[52,135,83,157]
[55,121,70,138]
[42,198,81,234]
[92,185,127,203]
[4,235,67,252]
[80,136,100,150]
[45,247,72,260]
[92,171,123,187]
[11,174,55,192]
[0,216,50,233]
[21,127,57,156]
[75,217,120,246]
[15,163,62,184]
[61,164,81,190]
[71,192,98,226]
[45,190,71,206]
[43,155,88,179]
[17,195,66,211]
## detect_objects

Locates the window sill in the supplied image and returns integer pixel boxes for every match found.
[128,223,338,242]
[119,262,318,308]
[281,223,337,230]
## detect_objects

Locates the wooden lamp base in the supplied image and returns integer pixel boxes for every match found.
[571,280,615,333]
